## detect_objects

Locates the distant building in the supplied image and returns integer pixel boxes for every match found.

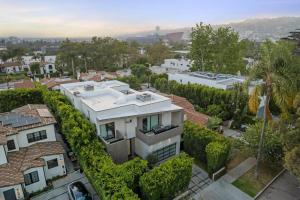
[164,32,184,43]
[169,72,246,90]
[41,77,79,90]
[0,105,66,199]
[60,81,184,163]
[150,58,191,74]
[0,62,22,74]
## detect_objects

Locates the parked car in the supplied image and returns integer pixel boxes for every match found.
[68,181,93,200]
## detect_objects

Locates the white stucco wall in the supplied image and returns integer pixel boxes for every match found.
[42,154,66,180]
[0,145,7,165]
[135,135,181,159]
[161,112,171,126]
[16,125,56,148]
[0,184,24,200]
[23,167,47,193]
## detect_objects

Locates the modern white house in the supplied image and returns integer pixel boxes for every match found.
[168,72,247,90]
[0,104,66,200]
[41,56,56,74]
[150,58,191,74]
[60,80,184,163]
[0,62,22,74]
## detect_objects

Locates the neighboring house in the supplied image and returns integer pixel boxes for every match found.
[0,62,22,74]
[162,94,210,126]
[78,70,122,82]
[14,80,34,89]
[169,72,246,90]
[161,58,191,72]
[60,81,184,163]
[40,78,79,90]
[22,56,41,71]
[41,56,56,74]
[0,104,66,200]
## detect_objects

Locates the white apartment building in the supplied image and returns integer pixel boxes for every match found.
[60,80,184,163]
[169,72,247,90]
[0,105,66,200]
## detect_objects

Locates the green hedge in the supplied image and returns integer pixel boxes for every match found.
[206,141,231,174]
[41,89,147,199]
[0,89,43,112]
[183,121,230,174]
[139,153,193,200]
[153,78,248,120]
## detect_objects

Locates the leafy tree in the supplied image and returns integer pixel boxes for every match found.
[248,40,298,178]
[146,41,170,65]
[190,22,246,74]
[284,146,300,182]
[30,62,40,74]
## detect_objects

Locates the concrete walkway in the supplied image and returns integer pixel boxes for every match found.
[192,157,256,200]
[221,157,256,183]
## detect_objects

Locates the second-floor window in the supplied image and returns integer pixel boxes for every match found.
[47,158,58,169]
[7,140,16,151]
[27,130,47,143]
[24,171,39,185]
[100,122,115,140]
[142,114,159,133]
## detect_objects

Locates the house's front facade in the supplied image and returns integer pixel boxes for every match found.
[0,104,66,200]
[61,80,184,163]
[0,62,22,74]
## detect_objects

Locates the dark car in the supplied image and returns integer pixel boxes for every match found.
[68,181,93,200]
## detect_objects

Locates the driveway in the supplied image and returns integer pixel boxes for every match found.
[257,171,300,200]
[31,170,99,200]
[188,165,213,196]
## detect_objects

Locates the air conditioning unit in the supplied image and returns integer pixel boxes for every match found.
[84,84,94,91]
[73,91,80,96]
[136,93,151,102]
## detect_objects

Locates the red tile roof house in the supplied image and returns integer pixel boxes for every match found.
[40,78,79,90]
[162,94,210,126]
[0,105,66,199]
[14,80,35,89]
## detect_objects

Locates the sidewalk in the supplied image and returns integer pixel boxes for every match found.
[192,157,256,200]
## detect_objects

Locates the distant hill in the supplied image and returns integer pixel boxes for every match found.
[119,17,300,41]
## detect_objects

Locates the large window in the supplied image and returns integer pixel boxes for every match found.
[24,171,39,185]
[99,122,115,140]
[7,140,16,151]
[27,130,47,143]
[142,114,159,133]
[47,158,58,169]
[152,143,176,162]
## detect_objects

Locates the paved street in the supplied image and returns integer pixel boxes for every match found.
[32,170,99,200]
[257,171,300,200]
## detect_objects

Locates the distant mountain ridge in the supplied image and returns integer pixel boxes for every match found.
[119,17,300,41]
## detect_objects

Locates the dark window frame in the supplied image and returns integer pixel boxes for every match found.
[47,158,58,169]
[7,139,16,151]
[24,171,39,185]
[27,130,47,143]
[99,122,115,140]
[142,114,160,133]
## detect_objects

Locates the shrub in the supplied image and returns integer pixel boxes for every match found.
[206,141,231,174]
[139,153,193,200]
[0,89,43,112]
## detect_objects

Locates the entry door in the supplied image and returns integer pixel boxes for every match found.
[3,188,17,200]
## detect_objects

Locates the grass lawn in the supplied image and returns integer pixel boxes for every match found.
[232,163,282,197]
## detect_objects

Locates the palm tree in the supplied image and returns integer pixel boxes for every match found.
[248,39,297,179]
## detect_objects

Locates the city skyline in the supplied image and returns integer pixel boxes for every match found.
[0,0,299,37]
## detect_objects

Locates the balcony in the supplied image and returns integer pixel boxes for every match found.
[99,130,128,163]
[136,124,183,146]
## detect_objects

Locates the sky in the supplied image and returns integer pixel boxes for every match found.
[0,0,299,37]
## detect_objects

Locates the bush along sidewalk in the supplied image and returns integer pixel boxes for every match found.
[183,121,231,175]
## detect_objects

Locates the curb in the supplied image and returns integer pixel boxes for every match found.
[254,168,286,199]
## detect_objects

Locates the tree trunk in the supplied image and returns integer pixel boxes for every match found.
[71,58,75,78]
[84,58,88,73]
[255,88,271,179]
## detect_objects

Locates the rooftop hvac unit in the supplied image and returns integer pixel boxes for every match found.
[73,91,80,96]
[84,84,94,91]
[136,93,152,102]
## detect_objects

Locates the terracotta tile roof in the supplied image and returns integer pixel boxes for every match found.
[162,94,210,126]
[14,80,34,89]
[0,105,56,143]
[0,141,64,187]
[41,78,79,89]
[0,62,21,68]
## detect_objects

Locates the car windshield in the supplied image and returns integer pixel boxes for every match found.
[71,182,92,200]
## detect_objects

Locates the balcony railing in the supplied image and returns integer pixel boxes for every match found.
[136,124,182,146]
[100,130,125,144]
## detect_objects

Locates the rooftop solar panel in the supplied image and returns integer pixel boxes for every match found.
[0,113,41,128]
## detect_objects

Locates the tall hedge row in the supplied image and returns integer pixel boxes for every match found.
[153,77,248,120]
[206,141,231,174]
[183,121,230,174]
[41,89,147,199]
[0,89,43,112]
[139,153,193,200]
